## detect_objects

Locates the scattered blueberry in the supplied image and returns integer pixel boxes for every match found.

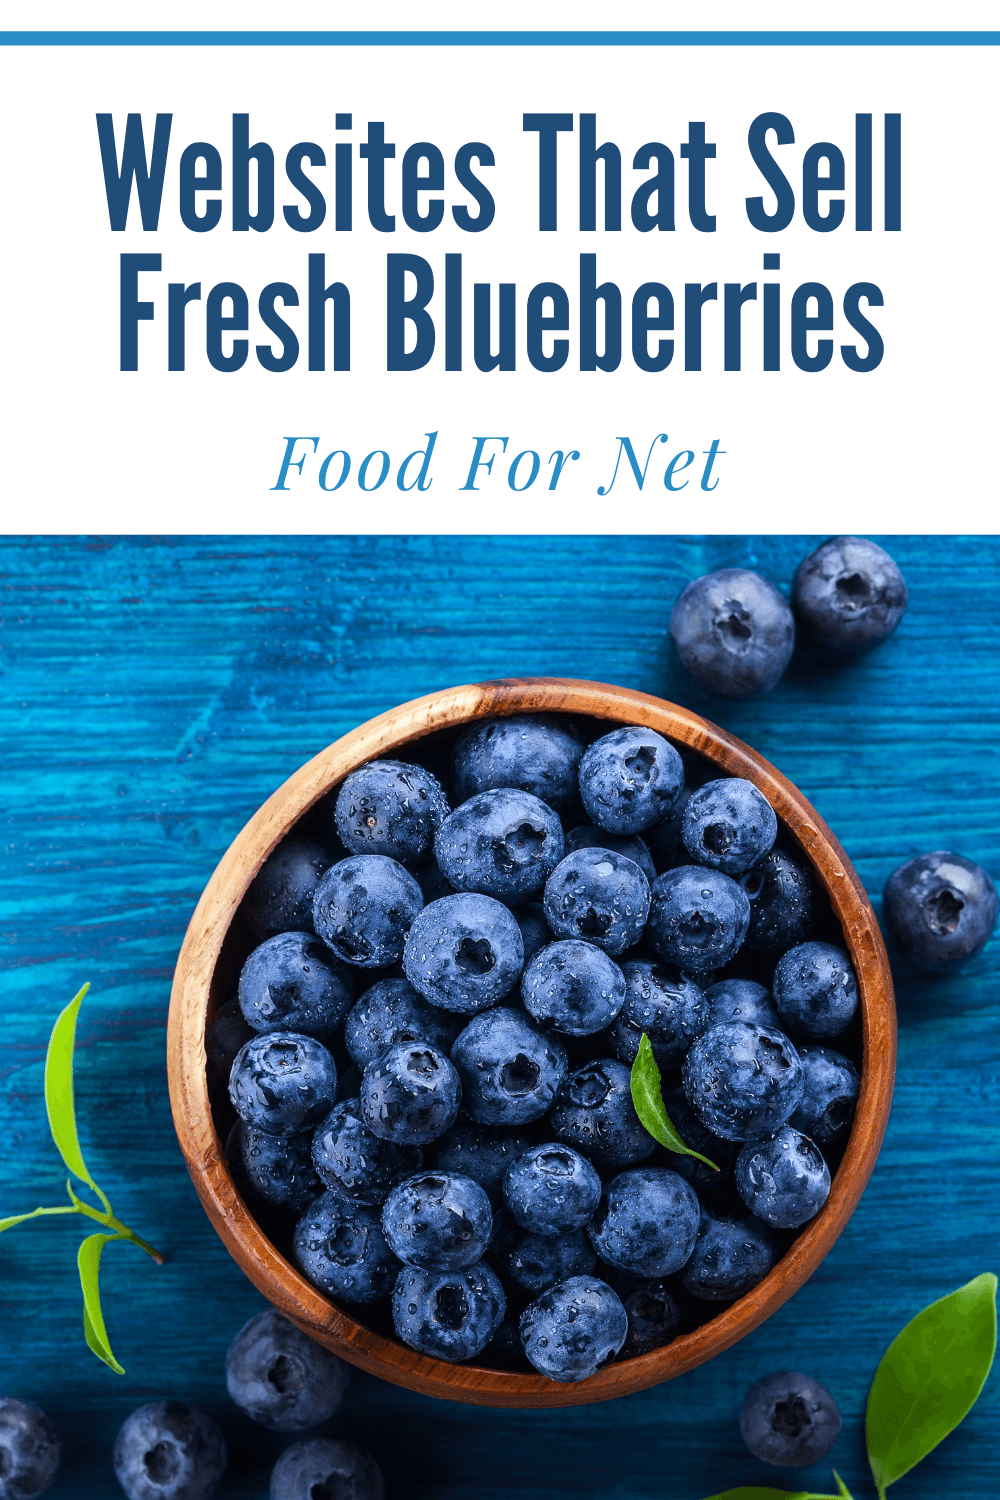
[404,893,524,1013]
[490,1211,596,1297]
[381,1171,493,1271]
[741,846,821,954]
[647,866,751,973]
[790,1045,860,1147]
[392,1262,506,1362]
[205,995,255,1101]
[520,1276,628,1383]
[434,788,564,903]
[358,1040,462,1146]
[606,960,708,1069]
[682,1022,804,1142]
[521,940,626,1036]
[543,847,650,957]
[452,713,585,809]
[343,978,460,1071]
[736,1125,831,1228]
[740,1370,842,1468]
[229,1033,338,1138]
[503,1144,602,1236]
[679,1195,777,1300]
[578,726,683,835]
[293,1191,400,1303]
[773,942,859,1039]
[312,855,423,969]
[587,1167,700,1276]
[427,1120,535,1207]
[670,568,795,698]
[238,931,354,1038]
[234,1120,323,1211]
[550,1057,656,1170]
[112,1402,227,1500]
[269,1439,384,1500]
[450,1007,568,1126]
[225,1308,349,1431]
[243,838,335,942]
[311,1099,423,1205]
[514,901,553,964]
[793,535,907,650]
[0,1399,60,1500]
[703,979,780,1031]
[883,851,999,970]
[564,824,657,883]
[681,778,777,877]
[620,1280,683,1357]
[334,758,449,863]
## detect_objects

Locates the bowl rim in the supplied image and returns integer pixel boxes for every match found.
[167,676,896,1409]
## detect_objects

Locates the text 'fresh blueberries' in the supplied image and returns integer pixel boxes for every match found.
[670,568,795,698]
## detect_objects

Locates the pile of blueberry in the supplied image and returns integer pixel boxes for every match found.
[210,706,864,1386]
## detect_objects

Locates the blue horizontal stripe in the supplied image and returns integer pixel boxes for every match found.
[0,29,998,46]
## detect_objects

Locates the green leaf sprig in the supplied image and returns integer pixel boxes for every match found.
[700,1272,997,1500]
[0,983,164,1374]
[629,1031,720,1172]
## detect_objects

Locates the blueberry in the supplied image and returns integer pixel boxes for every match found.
[225,1308,349,1431]
[773,942,859,1039]
[403,894,524,1014]
[520,1276,628,1382]
[647,866,751,973]
[682,1022,804,1142]
[740,846,821,954]
[205,995,255,1101]
[269,1439,383,1500]
[358,1040,461,1146]
[790,1045,860,1147]
[521,940,626,1036]
[681,778,777,877]
[434,788,564,903]
[883,851,999,971]
[451,1008,567,1126]
[587,1167,700,1276]
[243,838,336,942]
[381,1171,493,1270]
[578,726,683,835]
[662,1087,739,1192]
[606,960,708,1069]
[238,932,354,1038]
[452,713,585,809]
[490,1210,596,1297]
[427,1120,535,1207]
[670,568,795,698]
[704,978,780,1030]
[793,535,907,650]
[234,1120,323,1211]
[229,1033,338,1138]
[736,1125,831,1229]
[620,1280,682,1357]
[312,1099,423,1205]
[543,848,650,957]
[343,978,460,1071]
[0,1399,60,1500]
[313,856,423,969]
[678,1196,777,1300]
[293,1191,400,1303]
[740,1371,842,1468]
[334,758,449,863]
[503,1144,602,1236]
[551,1058,655,1170]
[112,1402,227,1500]
[514,901,553,964]
[392,1262,506,1361]
[564,824,657,883]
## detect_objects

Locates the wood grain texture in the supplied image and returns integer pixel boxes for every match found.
[1,536,998,1496]
[168,678,895,1407]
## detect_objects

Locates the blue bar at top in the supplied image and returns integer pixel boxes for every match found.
[0,30,998,46]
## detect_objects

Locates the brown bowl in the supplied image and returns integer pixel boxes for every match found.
[167,677,895,1409]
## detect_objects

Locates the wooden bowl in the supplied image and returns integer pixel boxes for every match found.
[167,678,895,1409]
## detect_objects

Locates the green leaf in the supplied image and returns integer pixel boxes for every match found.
[0,1206,77,1233]
[866,1272,997,1494]
[699,1489,812,1500]
[629,1033,719,1170]
[77,1232,126,1375]
[44,983,111,1214]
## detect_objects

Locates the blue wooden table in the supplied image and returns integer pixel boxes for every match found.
[1,535,997,1500]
